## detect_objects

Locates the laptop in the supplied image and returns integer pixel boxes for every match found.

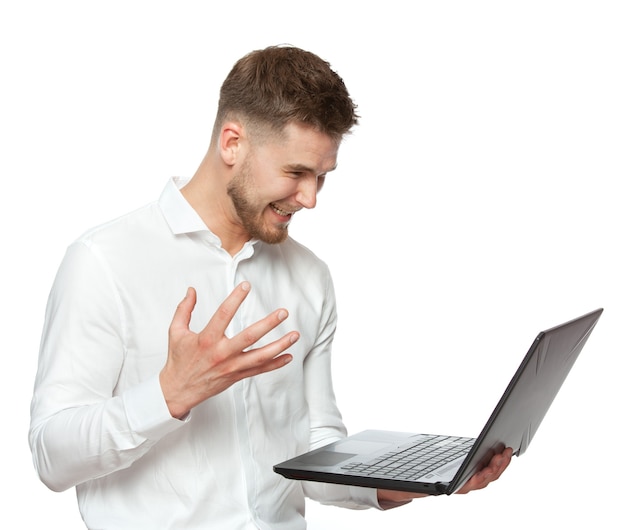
[274,308,603,495]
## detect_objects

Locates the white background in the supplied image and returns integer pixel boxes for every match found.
[2,1,624,528]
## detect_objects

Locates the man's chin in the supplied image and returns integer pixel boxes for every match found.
[250,224,289,245]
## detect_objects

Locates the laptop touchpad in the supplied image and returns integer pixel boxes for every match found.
[294,440,390,467]
[294,451,356,467]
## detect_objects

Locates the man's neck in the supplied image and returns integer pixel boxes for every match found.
[181,166,249,257]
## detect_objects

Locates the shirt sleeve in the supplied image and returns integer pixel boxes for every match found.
[29,241,186,492]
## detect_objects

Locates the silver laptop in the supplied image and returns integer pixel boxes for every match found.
[274,309,603,495]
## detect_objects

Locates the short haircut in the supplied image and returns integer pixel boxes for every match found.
[214,45,359,143]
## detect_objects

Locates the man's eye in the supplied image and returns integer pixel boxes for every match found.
[317,175,326,191]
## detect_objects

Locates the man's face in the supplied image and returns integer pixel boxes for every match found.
[227,122,339,244]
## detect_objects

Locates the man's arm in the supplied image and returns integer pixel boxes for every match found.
[29,242,173,491]
[30,243,297,491]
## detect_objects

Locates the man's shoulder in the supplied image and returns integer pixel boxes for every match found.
[75,201,164,246]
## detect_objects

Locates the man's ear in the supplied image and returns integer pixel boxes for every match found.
[219,121,245,167]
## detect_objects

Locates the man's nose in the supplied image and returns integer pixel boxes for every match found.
[296,175,318,209]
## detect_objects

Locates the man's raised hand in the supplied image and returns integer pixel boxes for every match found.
[159,282,298,418]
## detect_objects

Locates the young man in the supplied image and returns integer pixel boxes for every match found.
[30,45,511,528]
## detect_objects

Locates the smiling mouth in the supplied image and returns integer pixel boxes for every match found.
[270,203,297,217]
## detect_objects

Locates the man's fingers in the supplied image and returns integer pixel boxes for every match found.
[163,282,298,415]
[230,308,291,353]
[234,331,299,377]
[491,447,513,479]
[175,280,297,369]
[201,281,251,336]
[456,447,513,494]
[170,287,197,334]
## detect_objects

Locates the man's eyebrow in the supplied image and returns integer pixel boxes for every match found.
[284,163,338,173]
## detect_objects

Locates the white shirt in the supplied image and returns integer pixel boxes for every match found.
[30,178,379,529]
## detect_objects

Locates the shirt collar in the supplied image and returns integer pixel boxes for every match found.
[159,177,212,236]
[158,177,259,255]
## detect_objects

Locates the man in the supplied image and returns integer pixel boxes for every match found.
[30,45,511,528]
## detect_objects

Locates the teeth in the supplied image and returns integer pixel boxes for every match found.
[271,204,293,216]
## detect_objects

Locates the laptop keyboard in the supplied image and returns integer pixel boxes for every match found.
[340,434,475,481]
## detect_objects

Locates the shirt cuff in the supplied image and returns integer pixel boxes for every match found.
[349,485,384,509]
[123,374,188,440]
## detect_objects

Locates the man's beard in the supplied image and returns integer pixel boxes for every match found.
[226,158,289,245]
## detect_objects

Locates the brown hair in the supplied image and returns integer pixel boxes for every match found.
[214,45,359,142]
